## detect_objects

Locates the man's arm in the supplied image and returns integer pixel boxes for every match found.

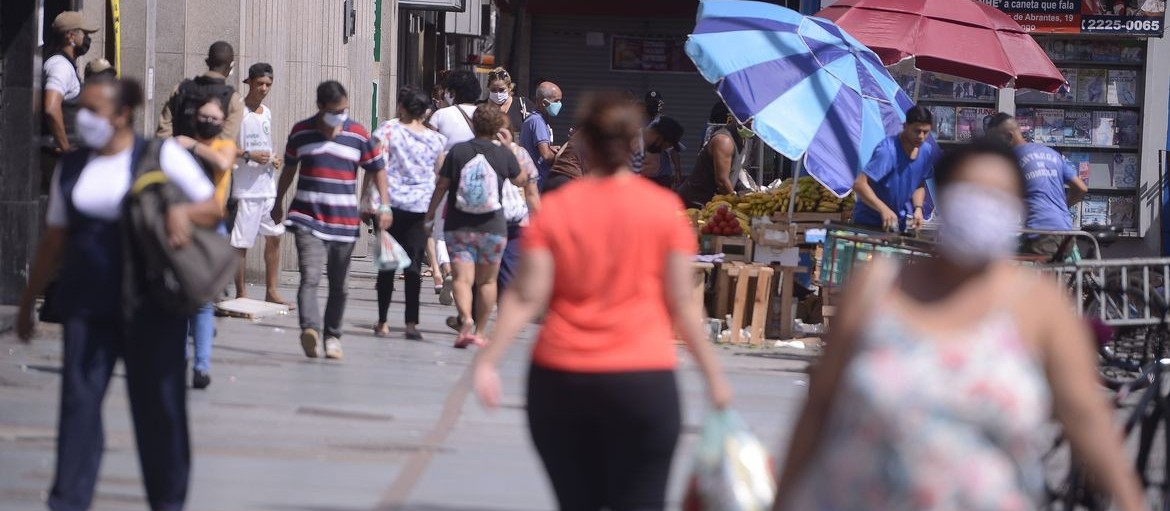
[272,160,298,223]
[156,85,180,137]
[1067,176,1089,207]
[43,90,70,152]
[536,141,557,162]
[909,186,928,230]
[854,174,899,231]
[222,92,245,141]
[710,135,736,194]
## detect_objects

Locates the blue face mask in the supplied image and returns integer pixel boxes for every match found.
[546,100,563,117]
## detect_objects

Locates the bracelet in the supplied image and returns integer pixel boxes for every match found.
[377,205,393,214]
[913,205,923,211]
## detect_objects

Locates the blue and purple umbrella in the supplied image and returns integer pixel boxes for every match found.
[685,0,919,198]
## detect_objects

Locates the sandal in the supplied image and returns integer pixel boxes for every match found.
[374,323,390,337]
[453,318,478,349]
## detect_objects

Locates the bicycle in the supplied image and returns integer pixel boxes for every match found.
[1044,283,1170,510]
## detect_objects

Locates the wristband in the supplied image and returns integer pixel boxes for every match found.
[913,205,923,211]
[377,205,393,214]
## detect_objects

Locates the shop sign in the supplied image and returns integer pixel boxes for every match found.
[611,36,697,73]
[979,0,1165,36]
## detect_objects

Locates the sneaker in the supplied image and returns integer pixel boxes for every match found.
[300,329,320,358]
[439,275,455,306]
[192,370,211,389]
[324,337,344,360]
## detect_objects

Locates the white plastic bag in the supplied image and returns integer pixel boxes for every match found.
[374,230,411,272]
[683,409,776,511]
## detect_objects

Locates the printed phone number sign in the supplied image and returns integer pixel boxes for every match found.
[979,0,1165,36]
[611,36,697,73]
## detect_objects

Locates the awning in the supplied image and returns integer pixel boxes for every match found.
[401,0,465,12]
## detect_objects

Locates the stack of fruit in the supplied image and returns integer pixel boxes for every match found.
[736,191,780,218]
[699,205,747,236]
[773,177,855,214]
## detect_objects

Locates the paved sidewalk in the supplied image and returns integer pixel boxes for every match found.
[0,268,812,511]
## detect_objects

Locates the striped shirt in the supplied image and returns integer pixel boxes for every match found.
[283,117,385,242]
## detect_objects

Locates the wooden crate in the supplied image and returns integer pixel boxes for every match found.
[713,262,775,346]
[700,235,754,262]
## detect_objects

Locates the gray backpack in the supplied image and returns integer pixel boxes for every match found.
[122,138,237,316]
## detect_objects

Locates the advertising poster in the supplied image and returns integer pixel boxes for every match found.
[611,36,697,73]
[980,0,1165,36]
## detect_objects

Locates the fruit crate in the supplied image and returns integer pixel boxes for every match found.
[700,235,754,263]
[770,211,851,245]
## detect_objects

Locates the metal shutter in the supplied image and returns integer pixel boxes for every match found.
[531,16,723,174]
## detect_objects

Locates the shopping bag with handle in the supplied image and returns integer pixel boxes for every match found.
[682,409,776,511]
[374,230,411,272]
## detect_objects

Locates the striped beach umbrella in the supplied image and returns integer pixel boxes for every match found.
[685,0,917,197]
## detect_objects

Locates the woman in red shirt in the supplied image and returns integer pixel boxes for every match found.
[472,92,733,510]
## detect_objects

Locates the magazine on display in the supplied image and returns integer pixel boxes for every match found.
[1108,196,1136,230]
[1063,110,1092,145]
[1066,152,1092,182]
[1078,69,1108,104]
[1119,43,1144,63]
[1081,195,1110,226]
[1017,108,1037,143]
[1035,109,1065,145]
[1116,111,1141,147]
[1056,68,1078,102]
[1108,70,1139,106]
[929,106,957,141]
[1092,111,1118,146]
[1111,153,1139,189]
[955,107,995,142]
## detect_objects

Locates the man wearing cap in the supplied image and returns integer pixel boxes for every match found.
[84,58,116,80]
[231,62,291,306]
[157,41,245,141]
[639,116,687,189]
[643,90,685,188]
[41,11,99,190]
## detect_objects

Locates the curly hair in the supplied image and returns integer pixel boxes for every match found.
[472,103,507,138]
[443,70,481,105]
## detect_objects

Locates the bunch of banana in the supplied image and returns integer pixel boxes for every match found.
[768,177,859,214]
[734,191,780,218]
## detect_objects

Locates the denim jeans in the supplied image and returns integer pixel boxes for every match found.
[186,223,227,373]
[187,303,215,373]
[293,228,355,339]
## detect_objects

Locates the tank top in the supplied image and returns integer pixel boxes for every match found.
[789,261,1052,510]
[677,127,742,208]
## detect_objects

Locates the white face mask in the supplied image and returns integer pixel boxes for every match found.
[322,110,348,128]
[937,183,1022,267]
[489,91,509,105]
[76,108,115,149]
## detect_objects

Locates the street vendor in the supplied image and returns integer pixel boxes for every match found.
[987,112,1088,257]
[852,105,938,232]
[677,114,750,208]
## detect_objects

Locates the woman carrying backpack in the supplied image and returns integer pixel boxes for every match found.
[16,77,220,511]
[425,104,531,349]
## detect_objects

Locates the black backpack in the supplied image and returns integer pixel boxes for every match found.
[121,138,238,317]
[170,75,235,137]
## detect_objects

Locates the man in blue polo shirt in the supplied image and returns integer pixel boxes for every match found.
[988,112,1088,257]
[852,105,938,233]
